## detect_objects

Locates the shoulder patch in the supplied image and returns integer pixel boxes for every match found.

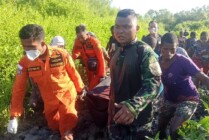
[17,64,23,75]
[49,54,64,68]
[149,61,162,76]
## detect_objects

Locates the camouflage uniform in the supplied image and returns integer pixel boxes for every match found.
[108,40,162,140]
[159,100,198,122]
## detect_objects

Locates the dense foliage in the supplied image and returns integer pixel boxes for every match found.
[144,5,209,36]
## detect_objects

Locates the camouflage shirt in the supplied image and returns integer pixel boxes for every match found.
[109,39,162,126]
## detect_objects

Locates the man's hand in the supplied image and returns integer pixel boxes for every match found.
[99,77,106,82]
[76,88,87,101]
[113,103,135,125]
[7,117,18,134]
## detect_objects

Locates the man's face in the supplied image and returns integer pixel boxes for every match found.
[161,42,177,60]
[201,34,208,43]
[77,31,88,43]
[191,34,196,39]
[21,39,44,53]
[114,15,139,46]
[149,22,158,35]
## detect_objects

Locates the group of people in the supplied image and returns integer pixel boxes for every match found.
[140,17,209,140]
[172,30,209,89]
[7,8,209,140]
[185,31,209,88]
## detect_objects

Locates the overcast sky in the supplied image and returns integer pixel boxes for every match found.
[111,0,209,15]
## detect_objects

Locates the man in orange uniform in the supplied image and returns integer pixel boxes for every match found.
[72,24,106,90]
[7,24,84,140]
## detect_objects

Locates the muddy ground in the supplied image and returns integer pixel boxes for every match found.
[0,99,109,140]
[0,96,208,140]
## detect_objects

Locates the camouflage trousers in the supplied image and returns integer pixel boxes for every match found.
[108,122,152,140]
[159,100,198,122]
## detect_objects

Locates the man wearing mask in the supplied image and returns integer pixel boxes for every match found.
[142,21,162,55]
[29,35,67,107]
[7,24,85,140]
[108,9,161,139]
[72,24,106,91]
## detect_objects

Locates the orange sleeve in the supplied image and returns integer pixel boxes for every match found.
[10,57,29,117]
[65,52,84,93]
[72,39,81,60]
[92,38,106,77]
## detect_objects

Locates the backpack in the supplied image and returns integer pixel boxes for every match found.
[84,77,111,127]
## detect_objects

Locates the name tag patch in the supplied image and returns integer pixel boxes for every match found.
[86,45,93,49]
[50,55,64,68]
[28,66,41,72]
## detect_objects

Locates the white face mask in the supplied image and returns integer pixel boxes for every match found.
[25,50,41,61]
[149,28,157,34]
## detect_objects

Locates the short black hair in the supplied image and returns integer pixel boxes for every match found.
[144,36,157,49]
[190,31,196,37]
[149,20,157,26]
[75,24,87,34]
[19,24,45,40]
[179,31,183,34]
[161,33,178,45]
[116,9,137,18]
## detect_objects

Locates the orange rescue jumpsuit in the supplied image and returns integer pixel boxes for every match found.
[72,35,106,90]
[10,46,84,136]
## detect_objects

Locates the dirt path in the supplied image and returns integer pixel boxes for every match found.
[1,99,108,140]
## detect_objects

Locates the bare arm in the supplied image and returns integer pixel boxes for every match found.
[195,71,209,90]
